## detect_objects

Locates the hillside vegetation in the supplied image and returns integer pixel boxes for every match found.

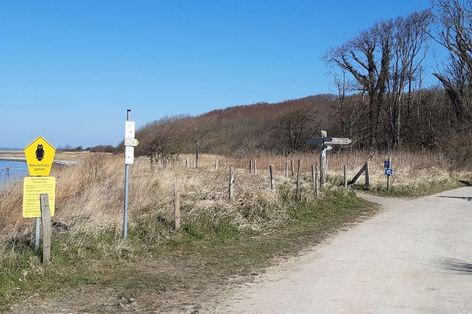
[133,95,335,158]
[131,3,472,169]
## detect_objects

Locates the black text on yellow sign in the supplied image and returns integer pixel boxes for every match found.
[24,136,56,176]
[22,177,56,218]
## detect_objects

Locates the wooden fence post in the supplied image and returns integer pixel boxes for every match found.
[311,164,315,185]
[249,160,253,173]
[285,161,289,177]
[320,148,327,188]
[253,160,257,174]
[215,160,219,170]
[229,167,235,201]
[290,160,294,176]
[295,159,301,200]
[315,165,320,198]
[343,165,347,188]
[174,185,181,231]
[269,164,274,190]
[365,161,370,189]
[40,194,51,265]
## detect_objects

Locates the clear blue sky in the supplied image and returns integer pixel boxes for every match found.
[0,0,435,148]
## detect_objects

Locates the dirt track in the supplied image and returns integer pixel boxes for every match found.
[211,187,472,313]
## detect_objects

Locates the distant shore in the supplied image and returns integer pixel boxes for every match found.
[0,151,79,165]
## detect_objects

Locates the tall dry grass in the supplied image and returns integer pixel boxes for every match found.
[0,154,289,242]
[0,151,469,243]
[226,150,470,188]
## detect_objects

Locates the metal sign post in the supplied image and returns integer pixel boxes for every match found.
[123,109,138,239]
[308,131,351,188]
[384,157,393,190]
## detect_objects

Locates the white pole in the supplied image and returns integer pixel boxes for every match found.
[123,109,131,239]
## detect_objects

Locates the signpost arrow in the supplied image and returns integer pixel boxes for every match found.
[308,131,351,188]
[325,137,352,145]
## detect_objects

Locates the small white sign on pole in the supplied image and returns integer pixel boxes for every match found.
[125,121,136,140]
[125,146,134,164]
[125,138,139,147]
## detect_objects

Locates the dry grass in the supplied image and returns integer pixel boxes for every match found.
[1,150,470,243]
[226,150,472,191]
[0,154,291,243]
[4,150,464,311]
[0,151,375,311]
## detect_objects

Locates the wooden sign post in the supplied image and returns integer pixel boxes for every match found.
[308,131,351,188]
[40,194,51,265]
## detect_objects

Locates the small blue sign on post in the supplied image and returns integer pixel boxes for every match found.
[385,168,393,176]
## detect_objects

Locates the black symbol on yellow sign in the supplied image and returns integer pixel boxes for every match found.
[36,144,45,161]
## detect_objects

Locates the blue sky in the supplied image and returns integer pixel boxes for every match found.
[0,0,436,147]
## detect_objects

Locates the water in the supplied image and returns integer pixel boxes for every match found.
[0,160,27,186]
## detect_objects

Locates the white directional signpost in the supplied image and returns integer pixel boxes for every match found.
[308,130,351,188]
[123,109,138,239]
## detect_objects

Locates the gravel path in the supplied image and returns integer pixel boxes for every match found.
[211,187,472,314]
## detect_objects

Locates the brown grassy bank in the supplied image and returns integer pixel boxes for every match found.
[0,152,377,311]
[1,151,470,241]
[0,151,469,311]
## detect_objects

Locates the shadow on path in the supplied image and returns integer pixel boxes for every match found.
[437,196,472,202]
[442,258,472,274]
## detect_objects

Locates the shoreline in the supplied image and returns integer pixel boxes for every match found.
[0,156,78,166]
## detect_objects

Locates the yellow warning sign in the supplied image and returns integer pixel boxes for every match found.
[22,177,56,218]
[24,136,56,176]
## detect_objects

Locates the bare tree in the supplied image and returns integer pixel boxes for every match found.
[325,10,431,149]
[433,0,472,124]
[136,117,183,168]
[275,108,315,155]
[325,21,392,147]
[387,10,432,148]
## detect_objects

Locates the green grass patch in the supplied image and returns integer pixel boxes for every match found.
[0,189,377,312]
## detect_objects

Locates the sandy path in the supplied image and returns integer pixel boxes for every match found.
[211,187,472,314]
